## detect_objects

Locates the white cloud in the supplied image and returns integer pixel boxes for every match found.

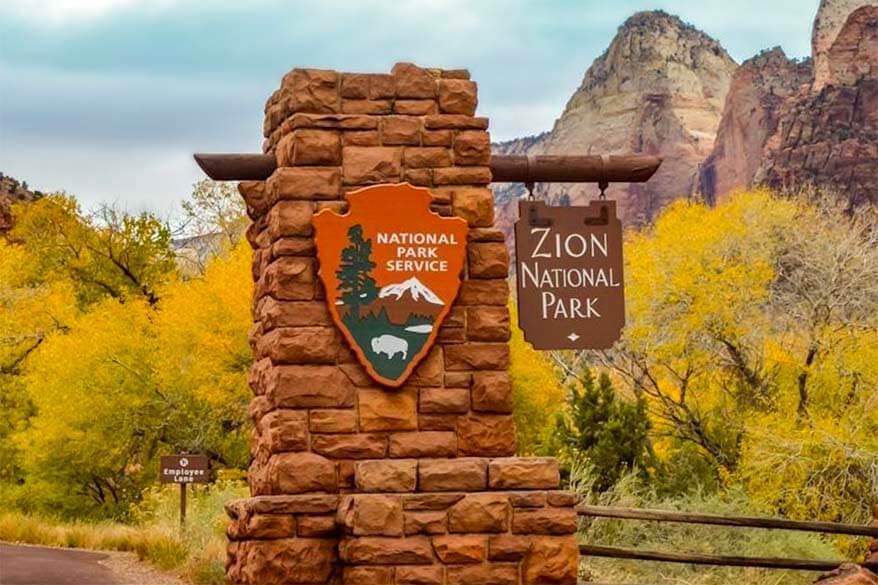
[0,0,820,214]
[1,138,201,215]
[488,102,563,143]
[3,0,176,25]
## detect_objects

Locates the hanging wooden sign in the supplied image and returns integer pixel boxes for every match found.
[514,199,625,350]
[313,183,468,387]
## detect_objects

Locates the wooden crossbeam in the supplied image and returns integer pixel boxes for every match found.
[489,154,662,183]
[192,153,662,184]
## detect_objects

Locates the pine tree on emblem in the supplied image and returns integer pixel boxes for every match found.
[337,225,378,317]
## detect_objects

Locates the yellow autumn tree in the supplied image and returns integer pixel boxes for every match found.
[152,240,253,467]
[16,297,159,515]
[737,198,878,526]
[12,240,253,517]
[3,184,253,517]
[508,302,566,454]
[598,190,798,475]
[568,189,878,525]
[0,238,78,484]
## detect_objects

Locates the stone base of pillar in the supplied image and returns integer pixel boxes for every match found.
[226,458,580,585]
[226,495,340,584]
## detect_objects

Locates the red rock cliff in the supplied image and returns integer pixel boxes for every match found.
[756,6,878,208]
[696,49,811,204]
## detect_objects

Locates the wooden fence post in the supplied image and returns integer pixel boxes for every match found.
[868,504,878,564]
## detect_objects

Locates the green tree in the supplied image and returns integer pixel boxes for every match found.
[551,368,652,491]
[337,225,377,316]
[508,303,566,455]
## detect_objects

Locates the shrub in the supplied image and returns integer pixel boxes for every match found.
[549,368,652,491]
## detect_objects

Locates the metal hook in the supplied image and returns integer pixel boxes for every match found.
[598,154,610,200]
[525,154,536,200]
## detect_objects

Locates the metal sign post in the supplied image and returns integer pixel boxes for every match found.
[160,454,210,528]
[180,482,187,527]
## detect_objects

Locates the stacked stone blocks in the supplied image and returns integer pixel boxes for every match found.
[228,63,578,584]
[228,459,578,584]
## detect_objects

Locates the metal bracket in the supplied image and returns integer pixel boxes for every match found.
[527,204,552,227]
[584,204,610,226]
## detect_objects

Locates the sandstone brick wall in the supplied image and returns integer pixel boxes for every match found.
[227,63,578,585]
[228,486,579,585]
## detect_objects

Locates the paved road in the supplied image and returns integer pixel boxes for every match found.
[0,544,117,585]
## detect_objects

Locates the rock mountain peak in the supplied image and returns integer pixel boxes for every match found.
[812,0,877,90]
[0,173,42,233]
[617,9,705,35]
[493,2,877,240]
[493,8,737,237]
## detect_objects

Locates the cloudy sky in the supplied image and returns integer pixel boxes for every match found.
[0,0,817,215]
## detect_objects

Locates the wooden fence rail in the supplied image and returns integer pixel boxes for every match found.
[576,505,878,538]
[577,505,878,573]
[580,545,878,573]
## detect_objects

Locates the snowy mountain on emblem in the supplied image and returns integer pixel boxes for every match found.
[379,277,443,305]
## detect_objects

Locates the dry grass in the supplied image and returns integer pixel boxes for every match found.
[0,481,246,584]
[0,511,188,570]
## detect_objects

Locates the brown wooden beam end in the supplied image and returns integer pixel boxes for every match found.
[580,545,877,573]
[576,505,878,538]
[193,153,277,181]
[193,153,662,184]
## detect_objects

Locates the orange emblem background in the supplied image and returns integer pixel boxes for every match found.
[313,183,468,387]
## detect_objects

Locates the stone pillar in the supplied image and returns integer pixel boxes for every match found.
[226,63,579,585]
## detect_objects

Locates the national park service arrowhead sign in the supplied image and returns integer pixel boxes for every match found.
[515,199,625,350]
[313,183,468,387]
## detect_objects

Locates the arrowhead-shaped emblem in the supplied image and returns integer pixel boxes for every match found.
[313,183,468,387]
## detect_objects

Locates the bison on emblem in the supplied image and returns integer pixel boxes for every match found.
[371,335,409,360]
